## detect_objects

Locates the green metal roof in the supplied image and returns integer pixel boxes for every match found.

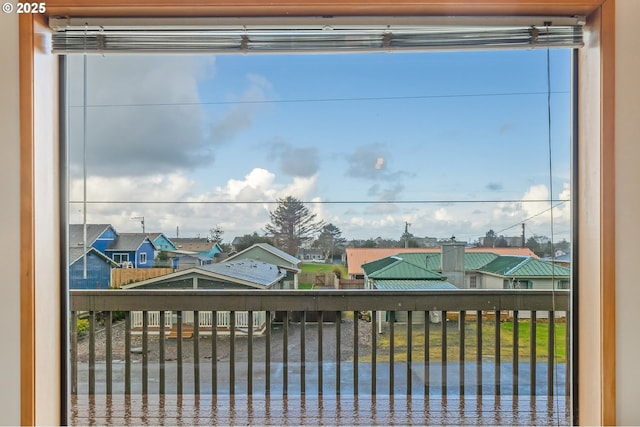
[479,256,571,278]
[389,252,499,271]
[373,280,458,290]
[365,258,444,280]
[361,256,399,276]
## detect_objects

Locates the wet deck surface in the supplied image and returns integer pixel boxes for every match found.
[70,395,570,425]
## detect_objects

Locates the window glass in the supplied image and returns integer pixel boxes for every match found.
[66,48,573,414]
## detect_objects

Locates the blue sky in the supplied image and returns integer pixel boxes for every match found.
[67,48,571,244]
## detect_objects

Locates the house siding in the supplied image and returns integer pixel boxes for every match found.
[92,227,117,253]
[153,235,176,251]
[69,252,112,289]
[480,274,505,290]
[136,241,156,268]
[234,246,296,269]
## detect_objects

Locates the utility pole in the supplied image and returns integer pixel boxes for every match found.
[404,222,411,248]
[132,216,145,233]
[521,223,526,248]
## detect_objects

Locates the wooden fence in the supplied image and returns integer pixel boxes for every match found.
[338,279,365,289]
[111,268,173,288]
[298,272,339,288]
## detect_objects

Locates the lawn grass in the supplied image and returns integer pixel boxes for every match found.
[369,319,567,363]
[300,262,347,277]
[299,263,348,289]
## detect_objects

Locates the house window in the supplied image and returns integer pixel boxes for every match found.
[113,253,129,264]
[469,275,477,289]
[514,280,533,289]
[558,280,570,289]
[140,253,147,264]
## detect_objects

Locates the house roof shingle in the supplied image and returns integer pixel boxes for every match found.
[171,238,220,254]
[106,233,153,251]
[68,224,114,247]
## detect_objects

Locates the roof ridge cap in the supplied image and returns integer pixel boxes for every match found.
[505,256,532,275]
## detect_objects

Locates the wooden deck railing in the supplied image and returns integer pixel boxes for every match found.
[70,289,570,398]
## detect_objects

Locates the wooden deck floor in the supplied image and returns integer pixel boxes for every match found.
[70,394,571,425]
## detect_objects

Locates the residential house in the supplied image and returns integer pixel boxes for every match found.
[148,232,177,252]
[361,255,454,290]
[362,249,569,322]
[173,251,213,270]
[542,251,572,268]
[123,258,287,290]
[105,233,157,268]
[68,224,120,288]
[346,246,536,280]
[358,249,569,291]
[172,238,223,259]
[123,258,288,334]
[477,256,571,290]
[297,248,325,262]
[361,253,456,324]
[68,247,118,289]
[68,223,118,253]
[226,243,301,289]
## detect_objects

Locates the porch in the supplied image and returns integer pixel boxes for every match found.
[69,289,571,425]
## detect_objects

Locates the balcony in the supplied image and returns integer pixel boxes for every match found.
[69,289,571,425]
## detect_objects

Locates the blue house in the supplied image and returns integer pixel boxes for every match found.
[69,247,118,289]
[172,238,223,259]
[68,223,117,253]
[149,232,177,252]
[105,233,157,268]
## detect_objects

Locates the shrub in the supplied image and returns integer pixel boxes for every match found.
[111,311,126,322]
[332,266,342,279]
[76,319,89,337]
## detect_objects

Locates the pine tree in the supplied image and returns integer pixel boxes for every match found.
[265,196,324,256]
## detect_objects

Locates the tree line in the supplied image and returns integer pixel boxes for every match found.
[212,196,569,260]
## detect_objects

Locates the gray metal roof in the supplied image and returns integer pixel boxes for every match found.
[226,242,301,267]
[123,258,286,289]
[106,233,154,251]
[68,224,113,248]
[172,238,221,253]
[68,247,117,266]
[256,243,301,264]
[201,259,286,287]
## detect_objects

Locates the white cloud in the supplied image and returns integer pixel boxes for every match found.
[434,207,451,222]
[69,167,321,239]
[489,182,571,240]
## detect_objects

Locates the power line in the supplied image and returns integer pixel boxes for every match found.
[69,198,570,205]
[454,200,568,243]
[493,201,567,236]
[68,90,570,109]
